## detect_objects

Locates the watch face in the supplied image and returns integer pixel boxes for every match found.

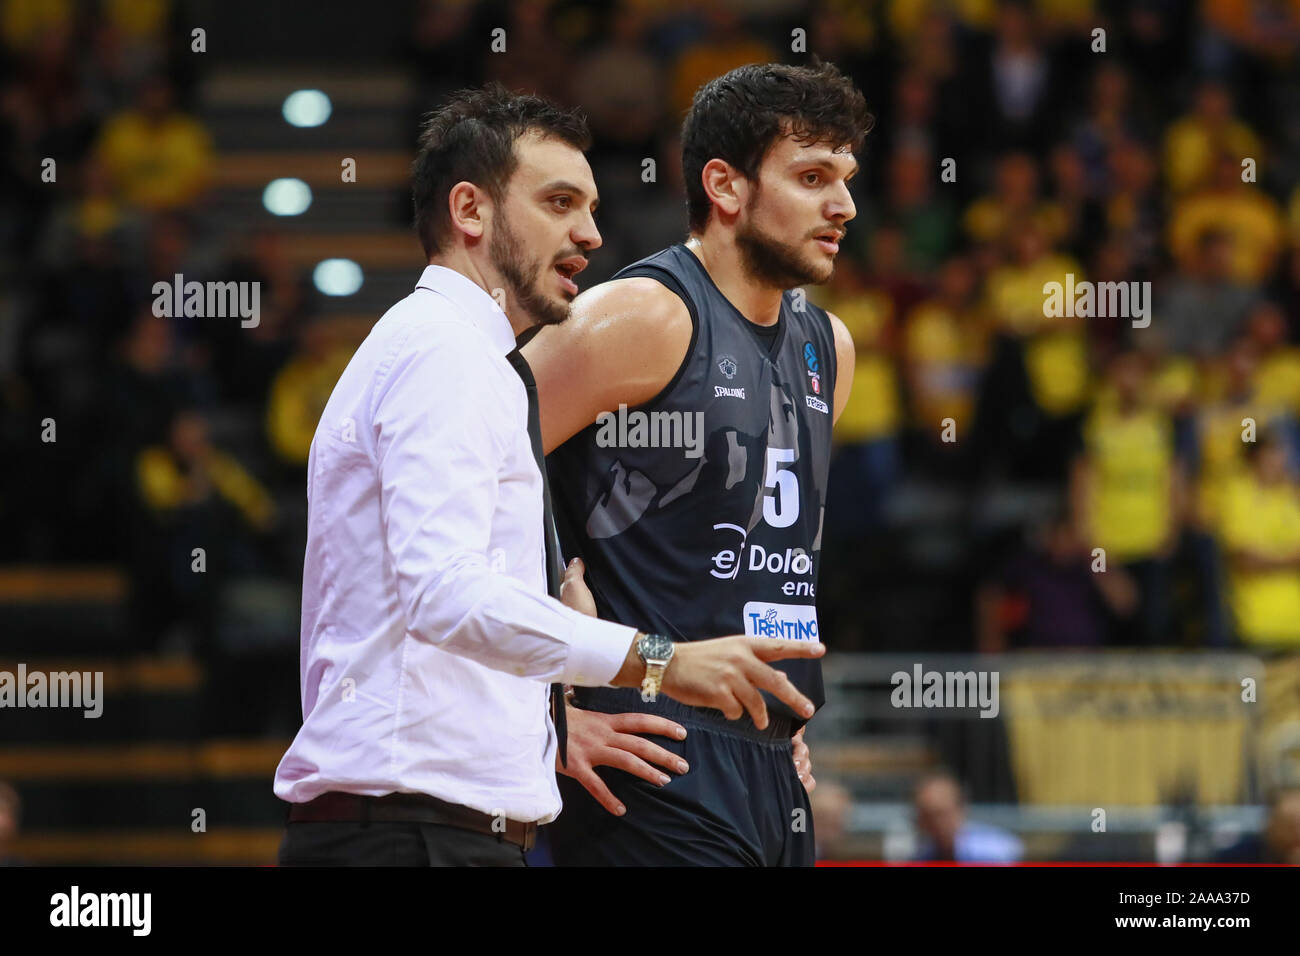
[639,633,674,662]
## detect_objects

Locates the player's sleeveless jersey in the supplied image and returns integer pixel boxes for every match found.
[547,243,837,720]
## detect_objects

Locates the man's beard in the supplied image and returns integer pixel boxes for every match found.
[735,211,834,289]
[490,214,571,328]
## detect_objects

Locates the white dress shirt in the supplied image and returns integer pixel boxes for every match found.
[273,265,638,822]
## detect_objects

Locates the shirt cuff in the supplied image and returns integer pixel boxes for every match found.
[557,612,639,687]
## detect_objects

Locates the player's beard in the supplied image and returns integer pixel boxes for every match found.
[490,212,571,328]
[735,200,835,289]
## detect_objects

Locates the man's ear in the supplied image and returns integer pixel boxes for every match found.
[447,181,487,240]
[700,158,744,220]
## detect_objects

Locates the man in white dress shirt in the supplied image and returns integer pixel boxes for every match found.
[273,84,824,866]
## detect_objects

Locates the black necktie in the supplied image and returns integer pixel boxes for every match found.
[505,348,569,768]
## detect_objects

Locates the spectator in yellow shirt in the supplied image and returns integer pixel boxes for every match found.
[1169,151,1284,285]
[1071,350,1184,645]
[265,320,355,469]
[1219,428,1300,647]
[903,253,987,449]
[95,73,213,211]
[1162,79,1262,196]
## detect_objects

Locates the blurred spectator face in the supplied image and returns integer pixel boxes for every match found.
[734,135,857,287]
[938,255,976,304]
[1193,81,1232,125]
[915,775,964,855]
[1050,144,1087,198]
[1092,63,1129,113]
[1110,351,1146,405]
[1210,152,1243,190]
[1045,513,1083,563]
[1247,302,1287,350]
[1011,220,1047,264]
[810,780,852,857]
[889,143,933,207]
[1265,790,1300,864]
[169,411,211,462]
[125,311,173,372]
[867,226,905,278]
[1196,231,1234,280]
[896,71,935,125]
[1092,237,1133,281]
[1109,139,1155,193]
[996,2,1035,50]
[996,153,1039,206]
[489,133,602,327]
[137,75,174,122]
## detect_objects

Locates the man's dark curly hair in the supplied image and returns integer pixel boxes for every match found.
[681,60,873,232]
[412,83,591,257]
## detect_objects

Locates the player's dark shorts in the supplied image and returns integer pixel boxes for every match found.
[548,687,815,866]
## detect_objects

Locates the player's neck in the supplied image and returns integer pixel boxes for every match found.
[684,233,784,327]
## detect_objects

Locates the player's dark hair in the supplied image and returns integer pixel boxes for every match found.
[681,60,873,232]
[412,83,591,257]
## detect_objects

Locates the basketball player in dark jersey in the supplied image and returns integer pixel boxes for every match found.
[522,61,870,865]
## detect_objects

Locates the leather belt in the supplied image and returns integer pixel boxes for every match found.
[286,791,537,851]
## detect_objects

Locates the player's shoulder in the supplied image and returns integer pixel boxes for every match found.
[568,274,692,345]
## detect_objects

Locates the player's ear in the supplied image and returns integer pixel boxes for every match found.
[700,159,743,220]
[447,181,486,241]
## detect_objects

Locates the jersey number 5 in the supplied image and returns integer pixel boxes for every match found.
[763,447,799,528]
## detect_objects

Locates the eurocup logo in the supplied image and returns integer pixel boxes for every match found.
[803,342,821,395]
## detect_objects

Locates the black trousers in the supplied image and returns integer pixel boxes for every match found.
[278,821,527,867]
[549,689,815,866]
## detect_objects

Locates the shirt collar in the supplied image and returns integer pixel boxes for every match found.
[415,264,517,356]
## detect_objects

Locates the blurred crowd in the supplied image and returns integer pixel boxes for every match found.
[3,0,1300,667]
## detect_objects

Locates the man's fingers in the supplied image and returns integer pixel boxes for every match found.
[602,748,673,788]
[750,638,826,662]
[803,773,816,793]
[731,678,770,730]
[746,660,815,718]
[614,734,689,775]
[575,767,625,816]
[608,713,687,741]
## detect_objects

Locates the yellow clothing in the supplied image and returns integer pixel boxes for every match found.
[137,448,275,531]
[903,299,986,427]
[829,291,901,443]
[1254,347,1300,417]
[1,0,71,51]
[1149,356,1199,413]
[963,197,1068,246]
[986,254,1090,415]
[1083,404,1174,561]
[266,347,354,465]
[96,111,213,210]
[1163,116,1262,195]
[1219,473,1300,645]
[1169,188,1284,284]
[1194,400,1256,528]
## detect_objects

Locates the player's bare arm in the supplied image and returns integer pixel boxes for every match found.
[828,310,855,425]
[523,276,693,455]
